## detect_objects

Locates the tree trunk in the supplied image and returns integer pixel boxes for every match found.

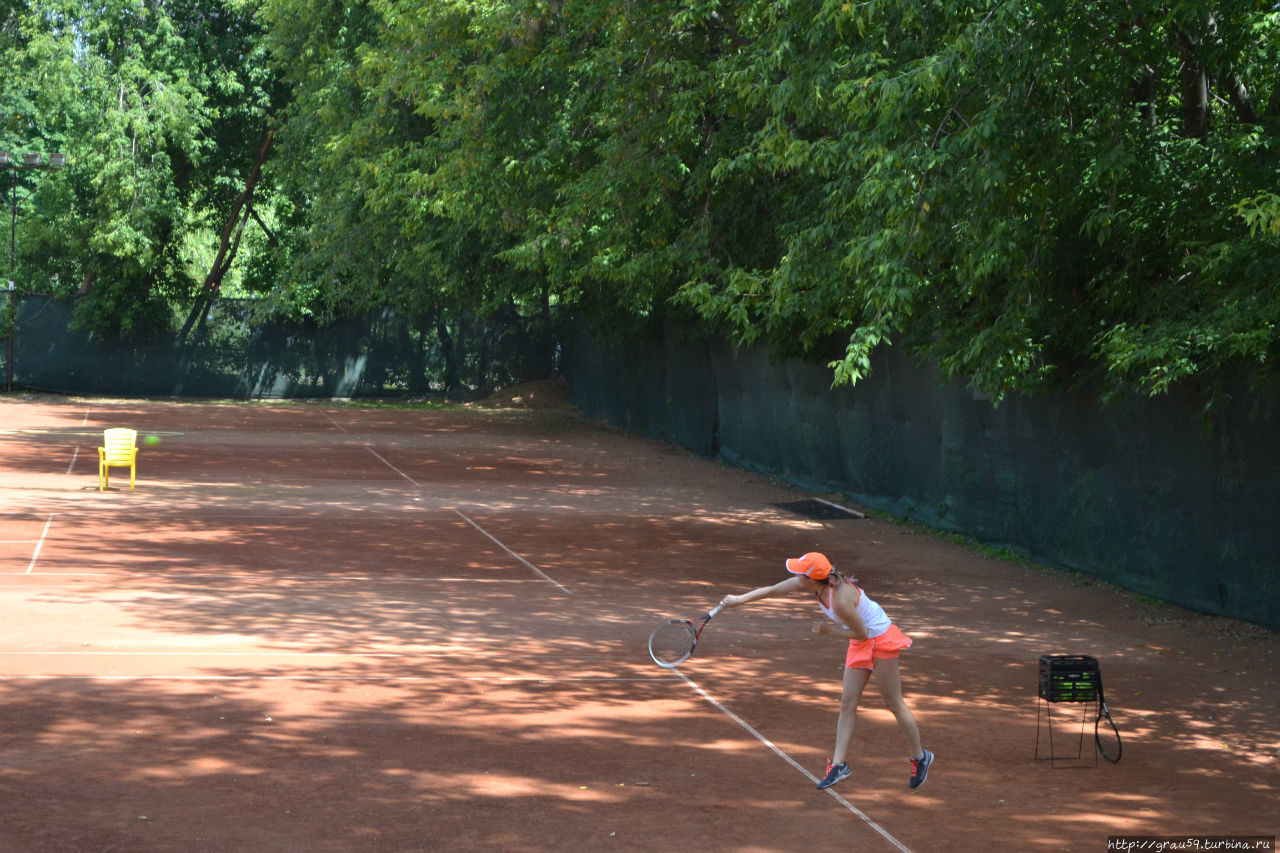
[1132,65,1158,129]
[436,316,459,391]
[1178,29,1209,138]
[177,129,274,346]
[1224,73,1258,125]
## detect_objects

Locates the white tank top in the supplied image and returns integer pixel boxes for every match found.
[816,578,892,639]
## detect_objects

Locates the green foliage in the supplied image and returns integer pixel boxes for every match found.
[1,0,279,338]
[4,0,1278,401]
[678,0,1280,402]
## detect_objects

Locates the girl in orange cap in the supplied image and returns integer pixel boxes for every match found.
[718,551,933,791]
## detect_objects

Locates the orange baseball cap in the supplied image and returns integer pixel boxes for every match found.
[786,552,833,580]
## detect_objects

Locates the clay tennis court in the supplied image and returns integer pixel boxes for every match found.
[1,395,1276,852]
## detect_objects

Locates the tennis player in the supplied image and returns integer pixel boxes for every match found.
[718,552,933,791]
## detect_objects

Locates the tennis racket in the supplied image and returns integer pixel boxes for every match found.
[648,604,724,668]
[1095,679,1122,763]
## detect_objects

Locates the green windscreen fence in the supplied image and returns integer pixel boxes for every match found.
[6,296,1277,630]
[563,320,1280,631]
[3,294,558,398]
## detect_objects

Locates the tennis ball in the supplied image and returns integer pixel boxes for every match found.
[144,434,161,446]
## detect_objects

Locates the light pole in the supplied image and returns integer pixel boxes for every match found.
[1,151,66,393]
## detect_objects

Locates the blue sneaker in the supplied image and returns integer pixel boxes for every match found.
[816,759,852,790]
[909,749,934,790]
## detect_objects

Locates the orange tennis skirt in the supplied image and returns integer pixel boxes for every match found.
[845,623,912,670]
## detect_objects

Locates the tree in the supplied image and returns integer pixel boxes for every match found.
[7,0,1278,403]
[2,0,279,339]
[679,0,1280,402]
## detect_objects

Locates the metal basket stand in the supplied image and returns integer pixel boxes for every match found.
[1035,654,1101,768]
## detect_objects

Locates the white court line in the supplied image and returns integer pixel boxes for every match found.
[360,444,570,595]
[0,573,555,582]
[0,675,413,682]
[365,446,418,486]
[1,651,408,657]
[0,674,662,682]
[6,513,462,523]
[453,509,571,595]
[675,669,913,853]
[25,514,54,575]
[64,410,90,474]
[323,411,348,433]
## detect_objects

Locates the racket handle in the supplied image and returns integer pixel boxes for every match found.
[706,604,725,620]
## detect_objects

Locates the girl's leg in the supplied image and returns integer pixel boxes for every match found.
[831,665,872,766]
[873,657,924,758]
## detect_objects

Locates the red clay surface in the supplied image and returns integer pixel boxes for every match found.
[0,394,1276,852]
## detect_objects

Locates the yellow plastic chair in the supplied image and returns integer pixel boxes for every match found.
[98,428,138,491]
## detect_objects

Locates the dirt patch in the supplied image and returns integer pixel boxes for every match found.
[1,397,1276,853]
[475,379,571,409]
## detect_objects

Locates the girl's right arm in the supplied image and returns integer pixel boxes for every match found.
[719,576,803,610]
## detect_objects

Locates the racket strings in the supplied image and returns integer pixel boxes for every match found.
[650,621,697,666]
